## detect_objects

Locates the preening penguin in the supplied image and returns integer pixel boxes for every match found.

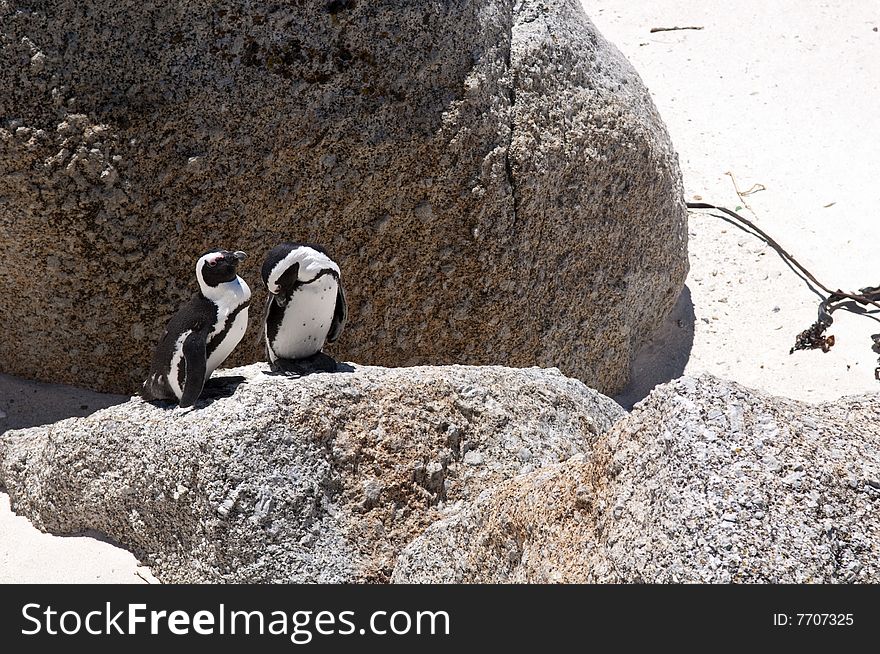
[261,243,347,373]
[142,250,251,407]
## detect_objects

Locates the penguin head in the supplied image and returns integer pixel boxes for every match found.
[261,243,341,295]
[196,250,247,290]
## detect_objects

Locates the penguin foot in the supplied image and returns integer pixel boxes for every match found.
[270,352,340,376]
[204,375,246,389]
[199,375,247,402]
[203,375,247,393]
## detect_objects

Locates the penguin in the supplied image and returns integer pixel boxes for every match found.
[141,250,251,407]
[261,243,347,374]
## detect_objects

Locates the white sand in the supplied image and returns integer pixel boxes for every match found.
[591,1,880,406]
[0,374,158,583]
[0,493,159,584]
[1,0,878,582]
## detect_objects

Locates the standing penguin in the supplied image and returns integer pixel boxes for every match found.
[261,243,347,374]
[142,250,251,407]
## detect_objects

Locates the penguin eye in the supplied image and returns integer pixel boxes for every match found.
[208,260,217,267]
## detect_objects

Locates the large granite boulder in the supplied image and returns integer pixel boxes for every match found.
[0,0,687,395]
[393,375,880,583]
[0,363,625,582]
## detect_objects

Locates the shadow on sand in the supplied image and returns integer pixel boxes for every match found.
[0,373,129,435]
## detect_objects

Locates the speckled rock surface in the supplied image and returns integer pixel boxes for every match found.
[393,374,880,583]
[392,455,602,583]
[0,0,686,395]
[0,363,624,582]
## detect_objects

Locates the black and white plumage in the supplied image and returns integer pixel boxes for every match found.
[261,243,347,373]
[141,250,251,407]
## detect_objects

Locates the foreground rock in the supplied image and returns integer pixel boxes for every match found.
[393,375,880,583]
[0,0,686,395]
[0,364,624,582]
[393,455,599,583]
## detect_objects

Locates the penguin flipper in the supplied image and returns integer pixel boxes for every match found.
[179,331,208,408]
[326,283,347,344]
[257,293,274,350]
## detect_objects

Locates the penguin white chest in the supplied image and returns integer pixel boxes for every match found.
[206,304,249,376]
[271,277,338,361]
[205,277,251,377]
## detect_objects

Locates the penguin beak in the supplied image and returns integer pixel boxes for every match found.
[232,251,247,262]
